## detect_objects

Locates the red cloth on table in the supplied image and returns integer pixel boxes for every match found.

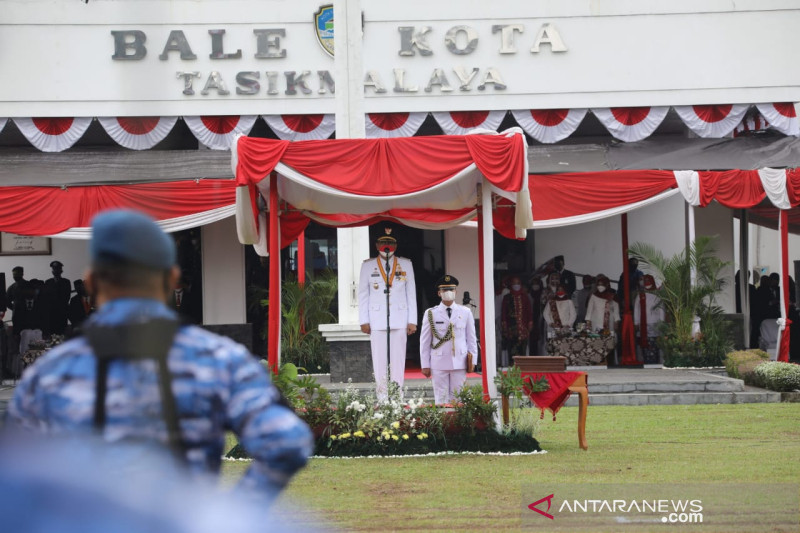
[521,371,587,420]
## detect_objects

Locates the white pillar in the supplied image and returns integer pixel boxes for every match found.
[333,0,370,327]
[481,181,498,399]
[202,216,246,325]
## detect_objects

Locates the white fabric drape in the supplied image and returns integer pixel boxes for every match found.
[14,117,92,152]
[674,170,701,206]
[592,107,669,143]
[756,103,800,136]
[98,117,178,150]
[758,168,791,210]
[674,104,749,138]
[263,114,336,141]
[50,205,235,239]
[235,185,259,245]
[184,115,257,150]
[511,108,587,144]
[365,112,427,138]
[431,110,506,135]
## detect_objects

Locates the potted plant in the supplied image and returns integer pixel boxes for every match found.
[494,365,526,424]
[629,235,733,367]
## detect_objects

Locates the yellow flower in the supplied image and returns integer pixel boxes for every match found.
[391,435,399,441]
[340,432,351,439]
[419,433,428,440]
[354,430,365,438]
[402,434,409,440]
[391,421,401,429]
[330,435,337,440]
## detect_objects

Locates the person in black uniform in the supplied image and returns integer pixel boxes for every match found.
[44,261,71,336]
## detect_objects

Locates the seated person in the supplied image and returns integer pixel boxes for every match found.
[543,284,576,337]
[585,274,621,336]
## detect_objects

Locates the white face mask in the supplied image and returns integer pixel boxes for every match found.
[441,290,456,302]
[511,284,521,291]
[597,285,607,293]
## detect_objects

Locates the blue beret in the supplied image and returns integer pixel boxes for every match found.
[90,209,176,269]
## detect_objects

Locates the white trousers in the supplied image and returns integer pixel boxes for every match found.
[431,368,467,405]
[370,328,407,402]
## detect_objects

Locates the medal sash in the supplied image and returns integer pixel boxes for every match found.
[377,256,398,288]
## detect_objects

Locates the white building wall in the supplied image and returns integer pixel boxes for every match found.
[534,194,686,288]
[694,202,735,313]
[201,216,246,325]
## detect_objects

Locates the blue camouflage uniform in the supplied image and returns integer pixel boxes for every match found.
[7,297,313,499]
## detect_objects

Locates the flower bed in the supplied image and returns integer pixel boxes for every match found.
[226,375,542,459]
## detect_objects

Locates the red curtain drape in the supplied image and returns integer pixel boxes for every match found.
[0,180,237,235]
[697,170,765,208]
[234,134,526,196]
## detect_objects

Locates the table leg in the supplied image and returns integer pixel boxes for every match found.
[568,383,589,450]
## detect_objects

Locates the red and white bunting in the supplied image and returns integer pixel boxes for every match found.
[184,115,257,150]
[510,109,587,144]
[365,112,427,138]
[674,104,749,138]
[13,117,92,152]
[592,107,669,143]
[431,110,506,135]
[263,114,335,141]
[98,116,178,150]
[756,103,799,136]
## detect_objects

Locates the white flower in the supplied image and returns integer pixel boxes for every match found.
[373,413,384,420]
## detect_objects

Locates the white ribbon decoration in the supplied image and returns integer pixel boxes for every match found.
[674,104,749,138]
[235,185,259,245]
[263,114,336,141]
[431,110,506,135]
[98,116,178,150]
[184,115,257,150]
[14,117,92,152]
[592,107,669,143]
[674,170,701,206]
[511,109,587,144]
[253,211,269,257]
[758,168,791,210]
[50,204,235,239]
[365,112,427,138]
[756,103,800,136]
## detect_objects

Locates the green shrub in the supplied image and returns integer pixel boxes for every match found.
[724,350,769,380]
[754,362,800,392]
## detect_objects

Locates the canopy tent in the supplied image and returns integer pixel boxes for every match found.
[231,130,535,399]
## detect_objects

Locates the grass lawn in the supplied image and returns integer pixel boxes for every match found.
[222,403,800,532]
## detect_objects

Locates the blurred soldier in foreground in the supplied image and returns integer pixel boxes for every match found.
[7,209,312,500]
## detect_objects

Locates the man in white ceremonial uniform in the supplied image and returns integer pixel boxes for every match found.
[420,275,477,405]
[359,229,417,402]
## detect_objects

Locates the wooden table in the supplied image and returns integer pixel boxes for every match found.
[567,373,589,450]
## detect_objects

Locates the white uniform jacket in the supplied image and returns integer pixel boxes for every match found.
[358,255,417,330]
[420,303,478,371]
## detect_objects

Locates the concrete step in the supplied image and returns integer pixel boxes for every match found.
[585,377,745,394]
[564,390,782,406]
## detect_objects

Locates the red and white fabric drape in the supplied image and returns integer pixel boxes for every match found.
[98,116,178,150]
[511,109,587,144]
[756,103,799,136]
[13,117,93,152]
[184,115,257,150]
[365,112,427,138]
[592,107,669,143]
[674,104,749,138]
[263,114,335,141]
[0,179,237,238]
[432,110,506,135]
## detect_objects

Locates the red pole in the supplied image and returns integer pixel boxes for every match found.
[298,230,306,335]
[477,203,490,401]
[778,209,791,362]
[620,213,637,365]
[268,171,281,374]
[297,230,306,287]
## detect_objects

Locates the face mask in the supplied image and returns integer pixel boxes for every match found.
[556,291,566,298]
[441,290,456,301]
[511,284,521,291]
[597,285,607,293]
